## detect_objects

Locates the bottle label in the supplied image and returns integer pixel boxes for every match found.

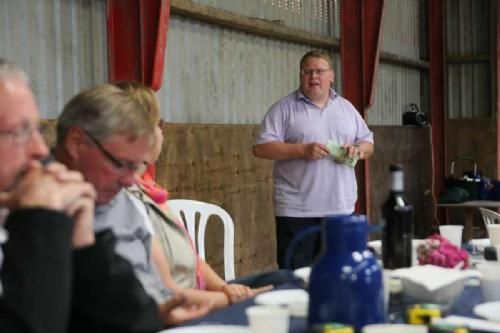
[391,170,404,192]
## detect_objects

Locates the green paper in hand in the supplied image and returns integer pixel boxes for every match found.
[326,140,359,168]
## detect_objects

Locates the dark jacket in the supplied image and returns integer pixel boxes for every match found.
[0,209,164,333]
[0,208,73,333]
[68,230,163,333]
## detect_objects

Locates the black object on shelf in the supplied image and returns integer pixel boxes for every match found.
[484,246,498,261]
[403,103,427,127]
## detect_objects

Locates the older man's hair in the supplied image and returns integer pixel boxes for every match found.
[56,84,154,145]
[0,58,29,85]
[299,50,333,70]
[114,81,160,127]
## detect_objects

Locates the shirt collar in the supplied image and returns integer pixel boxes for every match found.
[296,88,338,104]
[95,190,122,215]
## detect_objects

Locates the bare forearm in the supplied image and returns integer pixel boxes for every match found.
[151,238,177,289]
[179,289,229,310]
[200,260,227,291]
[355,141,374,159]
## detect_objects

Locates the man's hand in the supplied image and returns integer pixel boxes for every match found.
[0,161,97,248]
[220,284,274,304]
[343,144,364,160]
[66,195,95,248]
[160,294,212,326]
[303,142,329,160]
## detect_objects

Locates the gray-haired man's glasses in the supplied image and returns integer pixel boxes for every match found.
[82,129,147,173]
[0,123,41,145]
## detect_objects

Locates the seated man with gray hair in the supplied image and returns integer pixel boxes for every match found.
[0,58,96,333]
[53,84,211,331]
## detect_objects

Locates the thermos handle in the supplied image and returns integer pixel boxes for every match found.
[283,218,381,269]
[284,225,321,270]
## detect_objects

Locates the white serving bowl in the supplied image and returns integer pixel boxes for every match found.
[391,265,480,304]
[474,301,500,323]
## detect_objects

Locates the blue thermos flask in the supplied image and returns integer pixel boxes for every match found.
[308,215,385,331]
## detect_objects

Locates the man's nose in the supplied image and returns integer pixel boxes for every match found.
[28,130,49,160]
[310,70,320,77]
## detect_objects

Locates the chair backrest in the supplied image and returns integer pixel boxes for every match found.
[167,199,235,280]
[478,207,500,225]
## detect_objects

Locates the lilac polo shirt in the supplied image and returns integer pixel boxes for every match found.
[255,89,374,217]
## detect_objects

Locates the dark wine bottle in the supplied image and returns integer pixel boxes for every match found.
[382,164,414,269]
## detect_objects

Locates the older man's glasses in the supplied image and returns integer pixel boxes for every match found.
[0,122,41,145]
[300,68,331,76]
[82,129,146,173]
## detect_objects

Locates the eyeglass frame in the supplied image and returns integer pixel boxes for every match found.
[300,68,332,76]
[81,128,147,173]
[0,122,41,145]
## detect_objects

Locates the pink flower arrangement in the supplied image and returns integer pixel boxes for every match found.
[416,234,470,269]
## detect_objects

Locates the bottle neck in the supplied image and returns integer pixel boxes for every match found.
[390,170,404,192]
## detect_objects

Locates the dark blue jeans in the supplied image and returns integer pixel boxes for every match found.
[276,216,323,269]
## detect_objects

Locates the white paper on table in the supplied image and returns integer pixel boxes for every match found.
[435,315,500,332]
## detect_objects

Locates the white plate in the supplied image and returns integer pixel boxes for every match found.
[391,265,480,304]
[160,325,250,333]
[362,324,427,333]
[293,267,311,284]
[474,302,500,323]
[254,289,309,317]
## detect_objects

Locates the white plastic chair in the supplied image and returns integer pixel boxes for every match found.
[167,199,235,280]
[479,207,500,225]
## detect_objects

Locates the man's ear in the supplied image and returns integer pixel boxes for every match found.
[65,127,86,161]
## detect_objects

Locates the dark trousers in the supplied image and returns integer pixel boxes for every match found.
[276,216,323,269]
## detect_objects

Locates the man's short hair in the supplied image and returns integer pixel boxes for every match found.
[56,84,154,145]
[299,50,334,70]
[0,58,29,85]
[113,81,160,127]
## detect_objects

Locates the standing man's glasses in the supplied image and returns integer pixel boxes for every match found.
[82,129,146,173]
[300,68,331,76]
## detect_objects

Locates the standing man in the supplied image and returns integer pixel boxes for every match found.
[253,50,374,269]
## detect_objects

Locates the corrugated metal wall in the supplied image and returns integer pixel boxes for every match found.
[0,0,108,118]
[157,12,341,124]
[370,63,422,125]
[189,0,340,37]
[380,0,421,59]
[367,0,423,125]
[446,0,491,119]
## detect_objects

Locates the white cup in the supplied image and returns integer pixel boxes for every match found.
[363,324,427,333]
[439,225,463,248]
[476,262,500,302]
[487,225,500,246]
[245,305,289,333]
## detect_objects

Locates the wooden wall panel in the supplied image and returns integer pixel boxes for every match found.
[444,119,497,236]
[369,126,434,238]
[445,119,497,180]
[156,123,276,277]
